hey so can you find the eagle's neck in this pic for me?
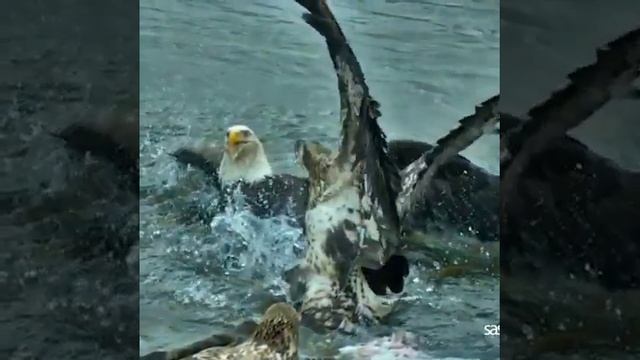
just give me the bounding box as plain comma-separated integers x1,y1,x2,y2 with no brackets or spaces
218,146,272,185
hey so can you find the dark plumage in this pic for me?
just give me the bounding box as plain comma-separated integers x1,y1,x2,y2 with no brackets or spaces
397,95,499,243
52,97,140,265
501,25,640,287
54,97,139,193
501,25,640,355
171,144,223,184
216,174,309,227
501,26,640,200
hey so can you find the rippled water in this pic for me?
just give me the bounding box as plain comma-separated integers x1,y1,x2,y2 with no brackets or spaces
140,0,499,358
2,2,138,358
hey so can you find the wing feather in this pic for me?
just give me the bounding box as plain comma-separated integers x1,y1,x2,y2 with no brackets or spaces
296,0,402,264
501,26,640,199
398,95,499,217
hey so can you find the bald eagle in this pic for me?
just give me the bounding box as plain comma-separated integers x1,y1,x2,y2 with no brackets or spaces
285,0,501,331
172,124,309,226
218,125,273,185
171,124,271,187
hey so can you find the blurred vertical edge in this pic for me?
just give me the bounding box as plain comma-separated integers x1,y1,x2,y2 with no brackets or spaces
501,0,640,359
0,0,139,359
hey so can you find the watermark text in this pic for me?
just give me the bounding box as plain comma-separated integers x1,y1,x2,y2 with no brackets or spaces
483,325,500,336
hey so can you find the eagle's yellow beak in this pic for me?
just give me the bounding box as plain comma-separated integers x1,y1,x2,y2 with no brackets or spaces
227,129,245,147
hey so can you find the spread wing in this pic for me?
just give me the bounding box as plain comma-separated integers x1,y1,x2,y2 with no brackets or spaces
54,99,139,193
386,140,434,170
501,26,640,199
295,0,402,265
397,95,499,218
388,139,499,243
171,142,224,188
56,123,138,177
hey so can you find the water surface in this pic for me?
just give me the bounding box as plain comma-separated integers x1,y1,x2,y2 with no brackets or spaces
140,0,499,358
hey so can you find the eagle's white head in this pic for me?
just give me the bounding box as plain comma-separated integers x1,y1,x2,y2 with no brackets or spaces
218,125,272,185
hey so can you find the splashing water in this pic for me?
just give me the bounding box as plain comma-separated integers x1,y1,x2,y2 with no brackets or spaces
336,331,481,360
